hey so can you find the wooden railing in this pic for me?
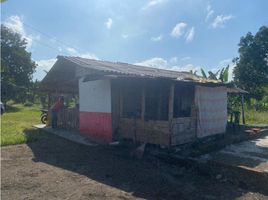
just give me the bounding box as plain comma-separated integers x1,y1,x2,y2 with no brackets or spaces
57,108,79,130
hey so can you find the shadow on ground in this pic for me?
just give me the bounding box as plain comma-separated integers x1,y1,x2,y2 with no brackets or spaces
22,132,268,200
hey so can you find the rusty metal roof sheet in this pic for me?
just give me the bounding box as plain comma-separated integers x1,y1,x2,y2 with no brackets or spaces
227,87,248,94
58,56,219,83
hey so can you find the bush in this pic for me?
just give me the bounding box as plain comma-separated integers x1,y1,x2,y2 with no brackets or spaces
24,101,33,107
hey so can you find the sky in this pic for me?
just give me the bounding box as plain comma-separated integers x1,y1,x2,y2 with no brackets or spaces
1,0,268,81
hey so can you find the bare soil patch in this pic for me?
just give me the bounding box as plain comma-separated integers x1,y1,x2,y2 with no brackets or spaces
1,134,267,200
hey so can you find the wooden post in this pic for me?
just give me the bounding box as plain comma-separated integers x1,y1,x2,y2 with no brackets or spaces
168,83,175,147
241,94,245,124
157,93,162,120
168,83,175,121
48,93,51,110
141,85,146,121
119,87,123,118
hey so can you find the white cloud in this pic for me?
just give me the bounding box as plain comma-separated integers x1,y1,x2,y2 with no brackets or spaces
151,35,163,42
169,57,178,64
177,64,201,73
105,18,113,29
78,53,98,60
36,58,57,72
122,34,129,39
180,56,191,61
135,57,200,74
171,22,187,38
4,15,39,49
185,27,195,42
211,15,233,28
66,47,77,54
65,47,98,60
135,57,168,68
34,58,57,80
142,0,166,10
205,3,214,22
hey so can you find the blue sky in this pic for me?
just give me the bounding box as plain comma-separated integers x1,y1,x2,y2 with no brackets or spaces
2,0,268,80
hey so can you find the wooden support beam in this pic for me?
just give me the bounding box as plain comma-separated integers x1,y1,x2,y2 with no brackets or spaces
241,94,245,124
141,85,146,121
157,93,162,120
168,83,175,121
48,93,52,110
119,87,123,118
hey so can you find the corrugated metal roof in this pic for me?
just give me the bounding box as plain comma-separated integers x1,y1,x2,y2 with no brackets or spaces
58,56,219,83
227,87,248,94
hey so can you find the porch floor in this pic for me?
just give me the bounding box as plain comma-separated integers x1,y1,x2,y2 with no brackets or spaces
199,134,268,174
33,124,97,146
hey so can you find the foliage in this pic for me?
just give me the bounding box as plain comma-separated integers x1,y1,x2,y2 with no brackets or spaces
189,69,197,75
1,104,47,146
228,95,241,113
244,108,268,124
233,26,268,100
1,25,37,103
200,66,229,82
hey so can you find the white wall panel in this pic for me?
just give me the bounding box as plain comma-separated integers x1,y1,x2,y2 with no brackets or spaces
79,79,111,113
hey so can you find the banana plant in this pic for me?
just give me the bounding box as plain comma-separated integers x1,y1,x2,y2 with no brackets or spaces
189,69,197,75
200,66,229,83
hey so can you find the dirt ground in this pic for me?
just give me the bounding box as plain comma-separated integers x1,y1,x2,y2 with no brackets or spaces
1,134,268,200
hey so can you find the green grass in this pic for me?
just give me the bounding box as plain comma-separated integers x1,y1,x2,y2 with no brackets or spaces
244,108,268,125
1,104,47,146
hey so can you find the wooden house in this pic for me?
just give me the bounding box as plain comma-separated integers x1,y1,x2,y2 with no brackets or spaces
41,56,229,146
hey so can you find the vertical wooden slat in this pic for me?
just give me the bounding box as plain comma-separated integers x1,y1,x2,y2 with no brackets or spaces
168,83,175,147
157,93,162,120
119,87,123,118
141,85,146,121
168,83,175,121
48,93,51,110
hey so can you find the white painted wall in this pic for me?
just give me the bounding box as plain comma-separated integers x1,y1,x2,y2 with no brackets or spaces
79,78,111,113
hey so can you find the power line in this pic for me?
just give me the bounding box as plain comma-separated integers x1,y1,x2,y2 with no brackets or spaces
2,13,84,54
22,22,80,51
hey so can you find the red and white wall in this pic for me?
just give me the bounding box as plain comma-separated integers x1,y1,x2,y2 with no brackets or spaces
79,79,112,143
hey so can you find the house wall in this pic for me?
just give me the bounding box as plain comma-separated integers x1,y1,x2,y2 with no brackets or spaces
118,118,170,146
195,86,227,138
171,117,196,145
79,78,112,143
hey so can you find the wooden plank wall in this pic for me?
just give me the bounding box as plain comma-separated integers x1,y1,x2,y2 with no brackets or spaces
57,108,79,130
118,118,170,146
112,79,197,146
171,117,196,145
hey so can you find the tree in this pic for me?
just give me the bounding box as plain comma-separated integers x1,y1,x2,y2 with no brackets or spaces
233,26,268,100
1,25,36,103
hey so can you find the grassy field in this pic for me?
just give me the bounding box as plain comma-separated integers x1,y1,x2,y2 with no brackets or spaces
1,104,47,146
244,108,268,124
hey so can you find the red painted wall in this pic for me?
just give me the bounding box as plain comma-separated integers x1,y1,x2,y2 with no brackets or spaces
79,112,112,143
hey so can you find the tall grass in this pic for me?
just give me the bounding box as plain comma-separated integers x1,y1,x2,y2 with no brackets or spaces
1,104,47,146
244,108,268,125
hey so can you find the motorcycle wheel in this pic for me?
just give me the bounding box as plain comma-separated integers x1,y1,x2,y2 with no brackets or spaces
41,114,48,124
